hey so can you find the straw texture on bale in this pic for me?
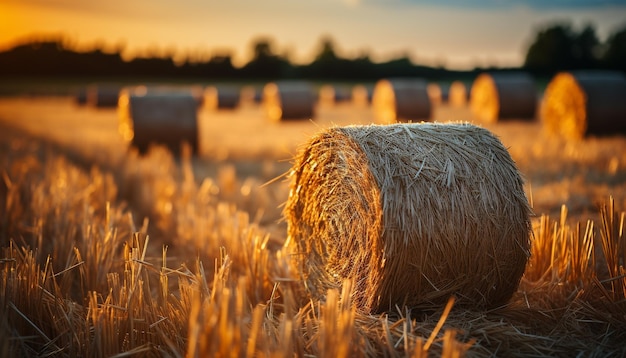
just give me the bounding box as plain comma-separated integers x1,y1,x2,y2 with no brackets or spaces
263,81,315,121
372,78,431,123
118,86,199,155
285,122,532,313
541,70,626,140
470,73,537,122
87,84,121,108
204,86,240,110
449,81,468,107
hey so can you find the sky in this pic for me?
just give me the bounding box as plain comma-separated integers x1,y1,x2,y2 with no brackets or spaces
1,0,625,70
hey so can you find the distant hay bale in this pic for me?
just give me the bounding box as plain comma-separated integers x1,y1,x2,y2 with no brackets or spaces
448,81,468,107
240,85,261,106
74,87,87,106
541,70,626,140
263,81,315,121
351,84,371,107
118,86,199,155
470,73,537,122
189,85,205,107
372,78,431,123
285,122,531,313
318,85,350,106
204,85,240,110
86,84,121,108
318,85,336,107
427,83,449,106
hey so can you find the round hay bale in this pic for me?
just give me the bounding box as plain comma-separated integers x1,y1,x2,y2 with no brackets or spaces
87,84,121,108
427,83,449,106
448,81,468,107
318,84,350,106
118,86,199,155
318,85,336,107
372,78,432,123
541,70,626,140
351,84,372,107
204,85,240,110
470,72,537,122
240,85,262,106
189,85,205,108
263,81,315,121
285,122,531,313
75,87,87,106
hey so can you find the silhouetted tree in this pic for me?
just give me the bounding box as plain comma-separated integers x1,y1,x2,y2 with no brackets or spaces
524,24,576,74
241,37,293,79
524,23,601,75
314,36,339,62
604,24,626,71
0,33,492,81
252,38,273,59
573,25,600,68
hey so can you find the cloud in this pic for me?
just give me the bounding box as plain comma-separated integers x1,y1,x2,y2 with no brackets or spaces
378,0,626,9
342,0,362,7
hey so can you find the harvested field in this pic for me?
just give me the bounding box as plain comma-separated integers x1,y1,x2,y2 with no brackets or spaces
0,93,625,356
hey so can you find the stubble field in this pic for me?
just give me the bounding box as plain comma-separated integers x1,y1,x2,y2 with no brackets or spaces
0,94,625,357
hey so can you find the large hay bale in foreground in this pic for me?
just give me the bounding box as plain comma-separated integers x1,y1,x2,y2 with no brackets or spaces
449,81,468,107
285,122,531,313
263,81,315,121
87,84,121,108
118,86,199,155
372,78,431,123
470,73,537,122
204,85,240,110
541,70,626,140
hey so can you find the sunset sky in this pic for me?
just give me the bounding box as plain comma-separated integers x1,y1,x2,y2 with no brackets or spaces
1,0,625,69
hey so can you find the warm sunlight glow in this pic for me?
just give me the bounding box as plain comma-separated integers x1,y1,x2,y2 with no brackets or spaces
2,0,625,69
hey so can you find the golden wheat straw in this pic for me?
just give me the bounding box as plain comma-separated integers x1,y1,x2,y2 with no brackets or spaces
3,121,626,357
285,122,532,313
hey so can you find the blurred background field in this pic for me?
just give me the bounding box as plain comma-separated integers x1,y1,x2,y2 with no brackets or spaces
1,89,624,224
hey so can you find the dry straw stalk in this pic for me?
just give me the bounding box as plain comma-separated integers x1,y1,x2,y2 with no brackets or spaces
285,122,532,313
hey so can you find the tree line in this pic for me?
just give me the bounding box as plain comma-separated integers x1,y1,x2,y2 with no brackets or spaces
0,22,624,81
0,36,463,81
524,22,626,75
